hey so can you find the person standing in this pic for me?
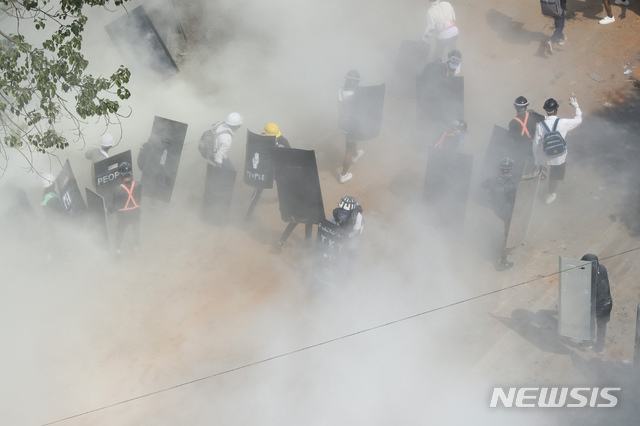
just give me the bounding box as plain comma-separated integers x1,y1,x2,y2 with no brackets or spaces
532,96,582,204
338,70,364,184
508,96,544,168
199,112,243,170
598,0,628,24
432,119,467,151
422,0,459,61
110,162,141,255
85,133,114,187
580,253,613,354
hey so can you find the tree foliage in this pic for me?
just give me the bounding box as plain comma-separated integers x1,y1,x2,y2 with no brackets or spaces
0,0,132,168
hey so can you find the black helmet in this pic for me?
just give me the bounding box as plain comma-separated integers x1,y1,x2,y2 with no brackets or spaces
345,70,361,81
119,161,132,177
499,157,515,172
447,50,462,66
543,98,559,112
338,196,358,211
453,119,467,134
514,96,529,108
581,253,599,267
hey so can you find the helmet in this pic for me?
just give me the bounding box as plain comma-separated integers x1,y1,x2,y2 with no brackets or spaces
453,119,467,134
514,96,529,108
447,50,462,66
118,161,132,178
100,133,114,148
345,70,361,81
543,98,559,112
225,112,243,127
499,157,515,173
41,172,56,188
338,196,358,211
581,253,599,274
263,122,281,138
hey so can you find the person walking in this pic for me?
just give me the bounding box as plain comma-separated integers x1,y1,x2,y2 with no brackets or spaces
532,96,582,204
338,70,364,184
199,112,243,170
543,0,567,54
580,253,613,354
422,0,459,61
110,162,141,255
598,0,628,24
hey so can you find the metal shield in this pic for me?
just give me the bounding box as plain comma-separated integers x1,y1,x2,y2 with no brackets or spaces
423,150,473,229
558,256,596,341
94,150,133,198
390,40,430,99
416,73,464,143
350,83,386,142
202,164,237,226
273,149,324,224
244,130,277,189
139,116,188,202
314,219,347,285
105,6,179,80
505,172,541,247
56,160,87,218
85,188,109,246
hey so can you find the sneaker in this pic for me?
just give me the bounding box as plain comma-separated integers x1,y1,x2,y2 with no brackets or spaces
339,172,353,184
546,193,557,204
351,149,364,164
614,0,629,5
557,36,567,46
599,15,615,24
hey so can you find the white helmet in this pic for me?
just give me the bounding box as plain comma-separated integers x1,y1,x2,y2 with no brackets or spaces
225,112,243,127
41,173,56,188
101,133,114,148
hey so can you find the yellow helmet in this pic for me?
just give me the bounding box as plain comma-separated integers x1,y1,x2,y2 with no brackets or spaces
264,122,281,138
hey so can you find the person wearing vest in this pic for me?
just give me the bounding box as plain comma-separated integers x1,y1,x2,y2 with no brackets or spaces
338,70,364,184
432,119,466,151
532,96,582,204
110,162,141,255
508,96,544,170
422,0,459,61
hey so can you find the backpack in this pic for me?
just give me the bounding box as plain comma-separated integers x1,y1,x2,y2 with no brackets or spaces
540,0,563,19
541,118,567,158
198,122,231,161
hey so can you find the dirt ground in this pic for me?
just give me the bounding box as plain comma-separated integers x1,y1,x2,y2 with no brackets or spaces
3,0,640,425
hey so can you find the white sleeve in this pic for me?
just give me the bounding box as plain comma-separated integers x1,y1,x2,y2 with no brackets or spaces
214,132,232,164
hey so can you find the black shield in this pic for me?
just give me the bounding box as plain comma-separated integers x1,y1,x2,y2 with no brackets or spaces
635,305,640,367
56,160,87,218
313,219,347,285
273,149,324,224
105,6,179,80
244,130,277,189
85,188,109,247
423,150,473,229
94,150,133,198
390,40,430,99
139,116,188,202
417,72,464,143
482,125,527,183
350,83,386,142
202,164,237,226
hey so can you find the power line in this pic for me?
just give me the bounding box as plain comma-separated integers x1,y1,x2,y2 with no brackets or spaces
41,246,640,425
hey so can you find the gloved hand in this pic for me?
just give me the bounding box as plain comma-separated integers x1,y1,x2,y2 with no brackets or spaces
569,96,579,108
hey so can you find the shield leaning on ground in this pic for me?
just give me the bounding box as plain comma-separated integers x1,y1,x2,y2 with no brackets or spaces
349,83,386,142
244,130,277,189
558,256,596,341
105,5,179,80
423,150,473,229
139,116,188,202
416,72,464,143
389,40,430,99
202,164,237,226
314,219,347,285
94,150,133,198
85,188,109,247
56,160,86,218
273,149,324,224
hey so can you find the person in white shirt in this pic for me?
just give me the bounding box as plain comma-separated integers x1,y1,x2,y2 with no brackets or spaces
211,112,243,170
532,96,582,204
85,133,114,187
422,0,459,61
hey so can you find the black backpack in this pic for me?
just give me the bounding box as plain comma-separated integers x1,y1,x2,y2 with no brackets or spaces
541,118,567,158
540,0,563,19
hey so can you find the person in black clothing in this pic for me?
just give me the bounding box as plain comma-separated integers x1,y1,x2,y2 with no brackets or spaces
432,119,467,151
580,253,613,354
110,162,141,255
508,96,544,170
483,157,517,271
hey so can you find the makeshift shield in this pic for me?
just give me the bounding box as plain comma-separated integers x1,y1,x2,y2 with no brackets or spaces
558,256,596,341
417,71,464,143
423,150,473,229
94,150,133,198
202,164,237,226
481,125,526,184
349,83,386,142
506,172,542,247
139,116,188,202
85,188,109,247
105,6,179,80
390,40,430,99
273,149,324,224
56,160,86,218
313,219,347,285
244,130,277,189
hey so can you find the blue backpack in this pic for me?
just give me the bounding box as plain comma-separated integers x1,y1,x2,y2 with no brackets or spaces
541,118,567,158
